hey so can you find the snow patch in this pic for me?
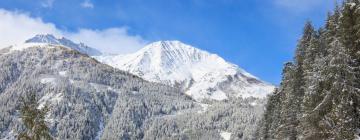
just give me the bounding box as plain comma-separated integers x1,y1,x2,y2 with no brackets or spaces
197,103,210,113
90,82,121,94
38,92,63,109
236,84,275,99
9,43,53,52
348,2,356,9
355,128,360,140
44,112,55,127
220,131,231,140
40,77,56,84
250,101,258,106
59,71,67,77
90,83,102,92
0,130,16,140
209,90,228,101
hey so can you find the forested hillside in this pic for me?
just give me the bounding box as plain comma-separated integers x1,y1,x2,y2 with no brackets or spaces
0,46,194,139
0,44,267,140
257,0,360,139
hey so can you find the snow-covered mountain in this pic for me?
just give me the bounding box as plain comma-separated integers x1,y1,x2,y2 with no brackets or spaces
0,38,266,140
95,41,275,101
19,34,102,56
3,35,273,102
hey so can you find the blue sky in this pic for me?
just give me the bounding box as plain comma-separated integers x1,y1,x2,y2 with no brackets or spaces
0,0,339,84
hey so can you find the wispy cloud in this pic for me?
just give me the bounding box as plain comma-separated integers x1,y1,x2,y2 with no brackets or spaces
66,28,146,54
81,0,94,9
0,9,146,54
0,9,61,47
41,0,55,8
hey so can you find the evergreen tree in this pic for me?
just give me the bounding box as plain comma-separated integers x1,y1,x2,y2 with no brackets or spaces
277,62,299,140
280,22,317,140
295,21,316,67
324,40,358,139
258,63,295,139
257,89,281,140
300,41,328,139
325,3,341,44
258,1,360,139
340,0,360,57
339,1,360,137
18,93,52,140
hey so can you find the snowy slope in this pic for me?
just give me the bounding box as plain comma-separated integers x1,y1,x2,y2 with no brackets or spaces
0,45,195,140
20,34,102,56
0,37,268,139
95,41,275,101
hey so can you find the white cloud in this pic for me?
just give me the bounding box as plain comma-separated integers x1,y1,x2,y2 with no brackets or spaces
41,0,55,8
65,28,146,54
0,9,61,48
81,0,94,9
274,0,325,13
0,9,147,54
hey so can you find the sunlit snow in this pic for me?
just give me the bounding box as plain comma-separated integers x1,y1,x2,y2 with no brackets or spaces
59,71,67,77
40,77,56,84
197,103,210,113
220,131,231,140
95,41,275,101
38,92,64,109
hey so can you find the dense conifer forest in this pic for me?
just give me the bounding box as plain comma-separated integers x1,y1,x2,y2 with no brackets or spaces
257,0,360,139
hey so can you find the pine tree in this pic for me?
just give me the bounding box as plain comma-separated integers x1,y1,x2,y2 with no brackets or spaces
279,22,317,140
258,63,296,140
356,2,360,46
258,2,360,139
18,93,53,140
277,62,301,140
324,40,358,139
340,0,360,57
339,1,360,137
304,32,320,70
295,21,315,67
300,38,328,139
257,88,280,140
294,21,316,113
324,4,341,57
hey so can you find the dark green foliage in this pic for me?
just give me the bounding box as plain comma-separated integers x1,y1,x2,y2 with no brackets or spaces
295,21,316,67
18,93,52,140
256,89,281,140
340,0,360,56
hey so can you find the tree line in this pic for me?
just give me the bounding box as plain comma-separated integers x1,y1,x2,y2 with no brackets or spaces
257,0,360,139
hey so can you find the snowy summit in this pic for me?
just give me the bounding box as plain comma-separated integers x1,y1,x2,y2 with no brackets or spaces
96,40,275,101
21,34,102,56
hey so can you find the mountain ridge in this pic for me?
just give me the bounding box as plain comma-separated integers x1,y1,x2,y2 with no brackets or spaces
4,34,275,101
0,42,266,140
96,40,275,101
23,34,102,56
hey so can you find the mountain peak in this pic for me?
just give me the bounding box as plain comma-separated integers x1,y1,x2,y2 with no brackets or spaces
25,34,59,44
24,34,102,56
142,40,196,52
138,40,215,65
95,40,274,101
